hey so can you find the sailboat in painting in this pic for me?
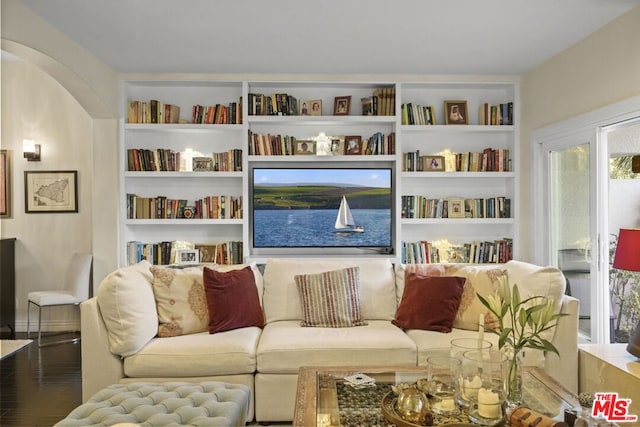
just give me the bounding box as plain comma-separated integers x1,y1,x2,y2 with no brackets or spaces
334,195,364,233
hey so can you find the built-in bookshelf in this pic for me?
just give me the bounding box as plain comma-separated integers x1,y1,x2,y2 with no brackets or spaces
119,79,518,266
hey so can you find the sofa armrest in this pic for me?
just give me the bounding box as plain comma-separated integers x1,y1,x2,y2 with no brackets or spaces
545,295,579,393
80,297,125,401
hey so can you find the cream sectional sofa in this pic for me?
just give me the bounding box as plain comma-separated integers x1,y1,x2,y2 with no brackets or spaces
80,258,579,423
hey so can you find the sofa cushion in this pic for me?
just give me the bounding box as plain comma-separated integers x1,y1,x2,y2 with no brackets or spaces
256,320,417,374
392,274,466,333
262,258,396,323
295,266,367,328
443,265,508,331
150,265,208,337
505,260,565,315
97,261,157,357
203,266,265,334
123,329,262,377
394,263,446,305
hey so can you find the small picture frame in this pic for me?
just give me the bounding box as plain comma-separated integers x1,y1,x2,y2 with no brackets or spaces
177,249,200,265
25,170,78,213
344,136,362,155
301,99,322,116
192,157,213,171
448,198,466,218
444,100,468,125
330,137,345,156
194,244,217,263
294,140,316,155
423,155,445,171
333,96,351,116
1,150,11,218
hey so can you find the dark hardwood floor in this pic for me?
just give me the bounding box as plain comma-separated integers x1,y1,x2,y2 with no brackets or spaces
1,332,82,426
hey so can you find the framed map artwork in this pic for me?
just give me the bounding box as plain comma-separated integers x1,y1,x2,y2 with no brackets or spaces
24,170,78,213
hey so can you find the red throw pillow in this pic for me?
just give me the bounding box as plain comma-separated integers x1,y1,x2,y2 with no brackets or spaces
203,266,265,334
392,273,466,333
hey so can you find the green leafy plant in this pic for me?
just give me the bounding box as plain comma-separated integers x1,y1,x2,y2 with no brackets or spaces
478,280,566,402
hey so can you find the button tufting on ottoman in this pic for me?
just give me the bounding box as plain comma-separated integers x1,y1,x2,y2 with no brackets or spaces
54,382,251,426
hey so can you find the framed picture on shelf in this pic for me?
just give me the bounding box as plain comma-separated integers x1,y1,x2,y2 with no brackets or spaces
24,170,78,213
294,140,316,155
448,198,465,218
423,155,445,171
1,150,11,218
333,96,351,116
192,157,213,171
177,249,200,265
330,137,345,155
301,99,322,116
444,100,468,125
195,244,217,263
345,135,362,155
361,97,374,116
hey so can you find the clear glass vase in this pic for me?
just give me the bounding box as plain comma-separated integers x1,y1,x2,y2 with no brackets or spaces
502,347,523,407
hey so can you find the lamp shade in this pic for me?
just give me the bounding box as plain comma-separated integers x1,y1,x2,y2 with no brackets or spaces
613,228,640,359
613,228,640,272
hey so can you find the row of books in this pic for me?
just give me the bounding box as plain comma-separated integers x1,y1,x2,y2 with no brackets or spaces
361,87,396,116
127,100,181,124
191,101,242,124
126,194,242,220
247,132,396,156
401,196,511,219
455,149,512,172
401,103,436,125
401,148,512,172
361,132,396,155
126,240,243,266
248,93,300,116
126,99,243,124
401,238,513,264
127,148,243,172
479,102,513,126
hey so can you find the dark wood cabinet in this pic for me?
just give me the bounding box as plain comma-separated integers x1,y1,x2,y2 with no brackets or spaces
0,238,16,339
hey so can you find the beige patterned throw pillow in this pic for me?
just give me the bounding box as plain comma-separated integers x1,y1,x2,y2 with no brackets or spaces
444,265,507,331
295,266,367,328
150,266,209,337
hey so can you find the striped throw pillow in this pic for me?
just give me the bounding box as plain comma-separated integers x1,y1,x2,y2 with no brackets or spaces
295,266,367,328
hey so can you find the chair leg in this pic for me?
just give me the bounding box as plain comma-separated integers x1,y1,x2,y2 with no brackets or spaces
27,301,32,338
37,304,43,347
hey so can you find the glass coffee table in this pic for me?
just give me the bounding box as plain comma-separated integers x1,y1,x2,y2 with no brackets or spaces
293,366,580,427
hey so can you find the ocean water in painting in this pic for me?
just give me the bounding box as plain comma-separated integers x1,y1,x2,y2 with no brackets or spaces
253,208,391,247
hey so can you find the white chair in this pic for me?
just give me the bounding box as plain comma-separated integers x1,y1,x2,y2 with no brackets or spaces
27,253,93,347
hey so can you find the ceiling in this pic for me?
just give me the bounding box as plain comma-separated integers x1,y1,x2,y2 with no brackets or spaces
16,0,640,76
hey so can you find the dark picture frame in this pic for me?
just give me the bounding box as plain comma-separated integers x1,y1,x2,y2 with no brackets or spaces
25,170,78,213
444,100,468,125
345,135,362,155
0,150,11,218
333,96,351,116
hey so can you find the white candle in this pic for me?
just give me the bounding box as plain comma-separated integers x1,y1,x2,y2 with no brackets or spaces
477,387,501,419
463,375,482,399
438,397,455,411
478,314,485,347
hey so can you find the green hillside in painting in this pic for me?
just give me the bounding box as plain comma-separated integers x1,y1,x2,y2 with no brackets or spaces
253,185,390,210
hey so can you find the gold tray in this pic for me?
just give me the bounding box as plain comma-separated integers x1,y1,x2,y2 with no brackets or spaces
381,392,475,427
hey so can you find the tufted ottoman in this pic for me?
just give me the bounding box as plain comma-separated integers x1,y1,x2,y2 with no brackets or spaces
54,382,250,426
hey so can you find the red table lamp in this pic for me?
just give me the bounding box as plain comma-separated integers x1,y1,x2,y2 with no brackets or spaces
613,228,640,358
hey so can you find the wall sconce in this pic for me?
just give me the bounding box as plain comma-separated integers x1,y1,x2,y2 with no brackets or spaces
23,139,41,161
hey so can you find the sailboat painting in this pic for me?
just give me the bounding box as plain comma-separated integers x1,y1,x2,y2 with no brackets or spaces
252,167,392,250
334,196,364,233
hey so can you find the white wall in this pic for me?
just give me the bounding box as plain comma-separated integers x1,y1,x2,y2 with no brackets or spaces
520,5,640,261
1,59,93,332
